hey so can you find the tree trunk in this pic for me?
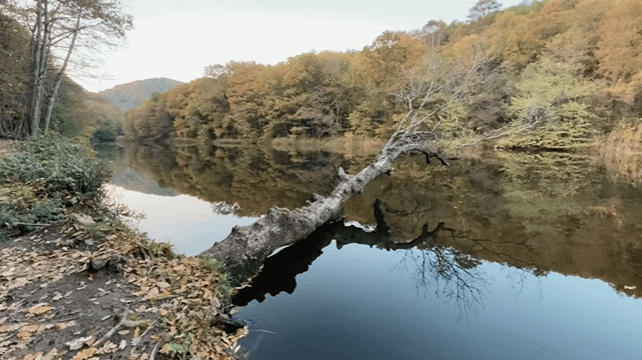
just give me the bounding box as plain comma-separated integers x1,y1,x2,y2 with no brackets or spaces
29,0,54,137
29,0,45,136
200,130,449,284
44,13,81,134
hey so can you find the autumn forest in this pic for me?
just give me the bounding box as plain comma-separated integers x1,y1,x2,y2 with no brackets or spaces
121,0,642,155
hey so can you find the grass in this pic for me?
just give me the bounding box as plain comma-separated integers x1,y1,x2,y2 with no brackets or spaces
598,119,642,184
0,134,110,240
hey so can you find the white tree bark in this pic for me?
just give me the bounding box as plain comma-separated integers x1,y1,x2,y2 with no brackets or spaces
200,130,449,284
44,13,81,134
29,0,46,136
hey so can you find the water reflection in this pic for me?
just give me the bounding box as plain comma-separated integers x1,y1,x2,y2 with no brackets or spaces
98,142,642,359
100,142,642,301
234,200,489,317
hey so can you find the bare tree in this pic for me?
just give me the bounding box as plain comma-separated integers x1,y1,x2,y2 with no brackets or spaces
6,0,132,137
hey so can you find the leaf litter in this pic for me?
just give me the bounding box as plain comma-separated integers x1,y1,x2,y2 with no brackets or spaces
0,207,247,359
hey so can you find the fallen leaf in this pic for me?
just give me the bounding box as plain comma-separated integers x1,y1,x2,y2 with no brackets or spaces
28,303,53,315
203,288,213,301
17,324,40,339
173,265,186,272
83,335,96,347
95,341,117,355
55,321,76,331
160,344,172,354
119,339,127,350
23,352,42,360
66,337,88,351
70,347,96,360
42,348,65,360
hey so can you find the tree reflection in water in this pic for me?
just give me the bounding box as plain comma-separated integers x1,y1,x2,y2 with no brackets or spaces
232,199,496,317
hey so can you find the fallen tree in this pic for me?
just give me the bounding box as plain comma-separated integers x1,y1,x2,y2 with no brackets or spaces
200,130,450,284
231,199,451,306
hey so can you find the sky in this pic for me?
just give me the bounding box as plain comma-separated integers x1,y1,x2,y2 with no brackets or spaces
79,0,526,92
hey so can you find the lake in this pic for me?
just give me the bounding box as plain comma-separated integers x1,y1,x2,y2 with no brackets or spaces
96,142,642,359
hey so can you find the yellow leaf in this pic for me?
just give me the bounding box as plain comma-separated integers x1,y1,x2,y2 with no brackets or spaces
70,347,96,360
28,303,53,315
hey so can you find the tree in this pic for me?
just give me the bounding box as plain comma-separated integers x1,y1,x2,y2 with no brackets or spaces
595,0,642,85
6,0,132,137
500,57,595,150
348,31,426,137
468,0,503,22
420,20,448,48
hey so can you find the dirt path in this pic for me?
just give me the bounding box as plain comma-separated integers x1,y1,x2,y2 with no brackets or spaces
0,214,246,360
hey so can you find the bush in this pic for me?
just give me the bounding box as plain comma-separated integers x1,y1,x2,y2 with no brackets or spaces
0,134,111,240
0,134,110,197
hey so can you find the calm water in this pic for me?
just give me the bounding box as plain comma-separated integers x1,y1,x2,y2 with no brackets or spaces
97,142,642,359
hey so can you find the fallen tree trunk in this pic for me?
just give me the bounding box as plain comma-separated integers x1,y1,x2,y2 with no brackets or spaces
231,201,449,306
199,131,450,284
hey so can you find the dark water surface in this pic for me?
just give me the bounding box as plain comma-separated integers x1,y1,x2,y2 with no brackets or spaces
97,143,642,359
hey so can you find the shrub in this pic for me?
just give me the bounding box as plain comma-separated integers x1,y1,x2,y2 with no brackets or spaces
0,134,111,240
0,134,110,197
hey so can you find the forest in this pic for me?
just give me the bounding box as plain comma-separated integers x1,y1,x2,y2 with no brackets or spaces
123,0,642,153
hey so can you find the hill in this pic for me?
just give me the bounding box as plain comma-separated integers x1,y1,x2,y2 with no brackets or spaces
98,77,183,110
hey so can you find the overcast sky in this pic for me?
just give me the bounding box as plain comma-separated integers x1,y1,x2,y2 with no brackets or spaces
79,0,525,92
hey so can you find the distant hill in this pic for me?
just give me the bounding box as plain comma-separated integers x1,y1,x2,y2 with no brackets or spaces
98,78,183,110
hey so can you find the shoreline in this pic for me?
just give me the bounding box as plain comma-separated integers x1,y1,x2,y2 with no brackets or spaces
0,140,246,360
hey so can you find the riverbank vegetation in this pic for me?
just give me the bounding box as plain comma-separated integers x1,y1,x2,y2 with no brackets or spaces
122,0,642,156
0,132,245,360
0,135,110,241
599,120,642,183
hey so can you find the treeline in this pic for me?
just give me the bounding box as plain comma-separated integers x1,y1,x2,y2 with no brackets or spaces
0,2,128,141
125,0,642,150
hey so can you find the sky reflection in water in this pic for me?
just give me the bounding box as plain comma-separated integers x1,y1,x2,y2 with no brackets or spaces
105,184,258,256
236,241,642,360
